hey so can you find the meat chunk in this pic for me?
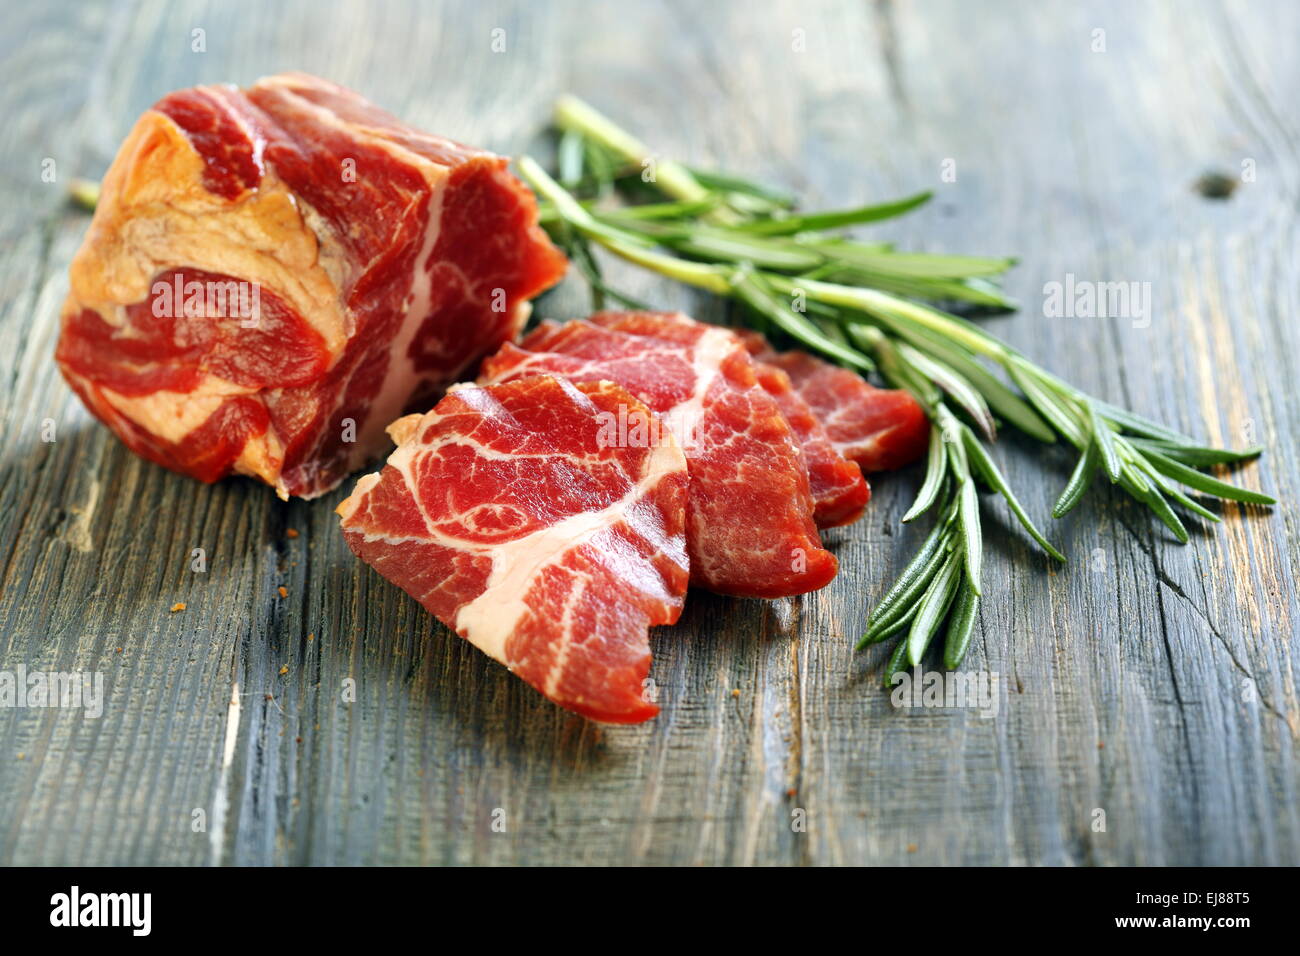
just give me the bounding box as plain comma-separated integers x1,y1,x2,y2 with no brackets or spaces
480,311,838,599
56,73,567,498
336,375,689,723
737,331,930,473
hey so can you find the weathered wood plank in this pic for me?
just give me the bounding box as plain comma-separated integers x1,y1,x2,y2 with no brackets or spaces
0,0,1296,866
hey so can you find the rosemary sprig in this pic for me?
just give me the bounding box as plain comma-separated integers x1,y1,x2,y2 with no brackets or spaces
523,97,1275,684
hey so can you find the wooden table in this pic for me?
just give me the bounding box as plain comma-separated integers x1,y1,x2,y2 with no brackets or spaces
1,0,1296,866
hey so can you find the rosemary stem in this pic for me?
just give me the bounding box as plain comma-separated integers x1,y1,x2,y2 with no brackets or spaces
609,241,733,294
519,156,732,295
554,95,713,205
765,275,1005,360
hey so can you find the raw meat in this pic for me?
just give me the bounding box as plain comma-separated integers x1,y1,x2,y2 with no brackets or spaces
336,375,689,723
586,317,869,528
56,72,567,498
737,331,930,472
748,360,870,528
480,311,838,598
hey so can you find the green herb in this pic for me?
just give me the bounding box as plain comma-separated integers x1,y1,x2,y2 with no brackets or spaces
68,178,101,211
522,97,1275,683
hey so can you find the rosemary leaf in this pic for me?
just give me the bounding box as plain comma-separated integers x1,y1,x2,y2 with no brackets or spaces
861,514,954,643
1053,440,1101,518
902,427,948,523
813,267,1019,309
962,427,1066,561
883,636,912,688
957,479,984,594
673,232,825,270
907,550,963,666
1005,358,1086,446
1159,483,1223,523
1088,403,1123,483
683,164,796,207
863,601,921,646
735,191,933,236
858,310,1055,441
731,272,874,371
900,342,997,440
1093,400,1193,443
582,137,619,198
1135,457,1222,522
806,246,1016,279
851,325,942,406
600,197,724,221
569,239,649,311
1137,478,1189,542
1140,447,1276,505
557,128,585,189
1126,436,1262,467
943,580,981,669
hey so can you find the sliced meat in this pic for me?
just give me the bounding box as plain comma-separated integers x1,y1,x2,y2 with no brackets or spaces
336,375,689,723
736,330,930,473
57,72,566,498
586,311,868,527
748,358,869,527
480,312,838,599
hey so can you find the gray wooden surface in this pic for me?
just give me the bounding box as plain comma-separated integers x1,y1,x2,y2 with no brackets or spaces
1,0,1296,866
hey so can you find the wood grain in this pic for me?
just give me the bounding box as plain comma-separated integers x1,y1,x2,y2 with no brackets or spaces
0,0,1296,865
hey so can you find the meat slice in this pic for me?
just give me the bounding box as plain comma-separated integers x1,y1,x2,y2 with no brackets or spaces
56,72,566,498
480,311,838,598
737,331,930,473
336,375,689,723
748,361,869,528
584,311,867,527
